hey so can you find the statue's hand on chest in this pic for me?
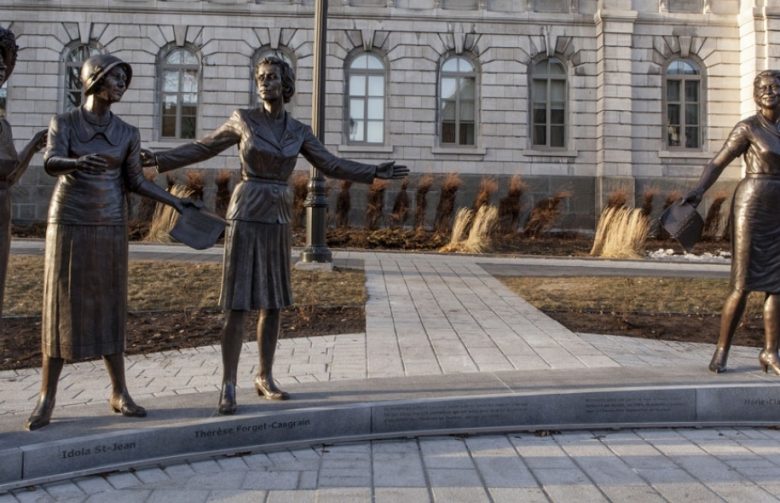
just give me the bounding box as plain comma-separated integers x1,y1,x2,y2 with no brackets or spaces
74,153,112,175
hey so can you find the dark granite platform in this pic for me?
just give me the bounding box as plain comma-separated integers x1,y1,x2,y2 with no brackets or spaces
2,366,779,491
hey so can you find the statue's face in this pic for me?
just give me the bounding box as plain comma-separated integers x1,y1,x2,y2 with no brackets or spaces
94,66,128,104
255,63,283,103
754,75,780,110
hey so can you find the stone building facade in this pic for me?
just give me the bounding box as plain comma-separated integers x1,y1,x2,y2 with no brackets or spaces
0,0,774,230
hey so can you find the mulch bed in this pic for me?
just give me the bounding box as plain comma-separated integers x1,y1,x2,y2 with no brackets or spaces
548,310,763,347
0,306,363,371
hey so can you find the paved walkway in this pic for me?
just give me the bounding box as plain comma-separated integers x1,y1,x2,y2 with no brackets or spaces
3,241,780,501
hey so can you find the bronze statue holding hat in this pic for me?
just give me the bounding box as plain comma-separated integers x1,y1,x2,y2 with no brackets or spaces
0,27,47,317
143,56,409,415
25,54,196,430
683,70,780,375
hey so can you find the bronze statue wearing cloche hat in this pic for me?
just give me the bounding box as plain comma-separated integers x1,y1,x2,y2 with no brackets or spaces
80,54,133,96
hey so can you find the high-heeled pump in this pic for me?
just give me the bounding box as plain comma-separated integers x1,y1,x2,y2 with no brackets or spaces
254,376,289,401
759,350,780,375
25,396,55,431
217,382,238,415
109,394,147,417
709,347,729,373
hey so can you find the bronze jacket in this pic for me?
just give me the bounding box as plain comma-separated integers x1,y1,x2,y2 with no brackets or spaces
721,114,780,176
156,108,377,223
44,108,148,225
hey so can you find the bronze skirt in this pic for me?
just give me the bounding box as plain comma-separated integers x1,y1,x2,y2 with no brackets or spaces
0,188,9,317
42,224,128,360
220,220,293,311
731,176,780,293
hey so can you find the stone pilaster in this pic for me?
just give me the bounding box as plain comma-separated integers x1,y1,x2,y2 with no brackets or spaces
594,0,637,212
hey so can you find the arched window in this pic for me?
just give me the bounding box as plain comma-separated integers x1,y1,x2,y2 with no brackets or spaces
62,41,103,112
439,55,477,146
664,59,702,149
531,58,567,148
159,46,200,139
346,52,385,144
251,47,296,108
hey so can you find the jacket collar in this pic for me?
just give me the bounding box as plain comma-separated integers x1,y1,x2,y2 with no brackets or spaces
71,107,124,146
246,108,299,150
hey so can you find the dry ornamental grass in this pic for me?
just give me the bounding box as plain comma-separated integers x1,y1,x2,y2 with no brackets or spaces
414,174,434,230
590,207,650,259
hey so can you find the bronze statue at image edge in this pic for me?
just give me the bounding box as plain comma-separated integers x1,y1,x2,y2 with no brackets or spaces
25,54,196,430
683,70,780,376
143,56,409,415
0,27,47,317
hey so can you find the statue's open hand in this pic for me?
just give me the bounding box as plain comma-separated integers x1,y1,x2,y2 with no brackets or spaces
682,188,704,208
140,148,157,168
375,161,410,180
31,129,48,152
76,154,109,174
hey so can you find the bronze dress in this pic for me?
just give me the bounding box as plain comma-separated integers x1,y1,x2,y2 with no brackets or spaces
721,114,780,293
156,108,376,310
0,118,18,316
43,107,147,359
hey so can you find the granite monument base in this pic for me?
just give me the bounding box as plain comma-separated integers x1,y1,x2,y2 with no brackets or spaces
1,365,778,491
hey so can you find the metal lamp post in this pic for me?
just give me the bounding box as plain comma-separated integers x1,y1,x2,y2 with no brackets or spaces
300,0,332,265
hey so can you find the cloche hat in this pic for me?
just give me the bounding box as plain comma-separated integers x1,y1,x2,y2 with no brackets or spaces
80,54,133,96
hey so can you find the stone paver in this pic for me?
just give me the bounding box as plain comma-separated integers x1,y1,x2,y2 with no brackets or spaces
6,430,771,501
5,242,780,500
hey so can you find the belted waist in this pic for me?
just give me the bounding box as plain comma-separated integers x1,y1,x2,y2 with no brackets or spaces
242,177,289,186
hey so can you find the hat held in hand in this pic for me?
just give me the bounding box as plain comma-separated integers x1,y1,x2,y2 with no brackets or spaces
659,200,703,252
170,203,226,250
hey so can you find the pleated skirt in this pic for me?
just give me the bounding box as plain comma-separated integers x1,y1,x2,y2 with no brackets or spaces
42,224,127,360
731,176,780,293
220,220,293,311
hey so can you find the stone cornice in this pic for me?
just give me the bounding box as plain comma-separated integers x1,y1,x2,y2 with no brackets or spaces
0,2,596,28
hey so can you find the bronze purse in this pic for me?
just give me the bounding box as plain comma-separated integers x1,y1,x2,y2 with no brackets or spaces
170,204,226,250
659,201,704,252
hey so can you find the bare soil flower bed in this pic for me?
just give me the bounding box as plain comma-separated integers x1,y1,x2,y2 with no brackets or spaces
1,256,365,371
1,306,362,371
500,276,765,349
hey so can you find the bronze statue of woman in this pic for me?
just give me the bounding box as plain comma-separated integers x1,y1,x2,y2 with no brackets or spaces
684,70,780,375
0,27,47,316
26,54,195,430
144,56,408,415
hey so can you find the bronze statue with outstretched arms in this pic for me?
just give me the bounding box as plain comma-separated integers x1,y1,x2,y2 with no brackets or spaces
144,56,408,415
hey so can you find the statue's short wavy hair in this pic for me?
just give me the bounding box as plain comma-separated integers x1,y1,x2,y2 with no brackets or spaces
255,56,295,104
0,27,18,81
755,70,780,86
